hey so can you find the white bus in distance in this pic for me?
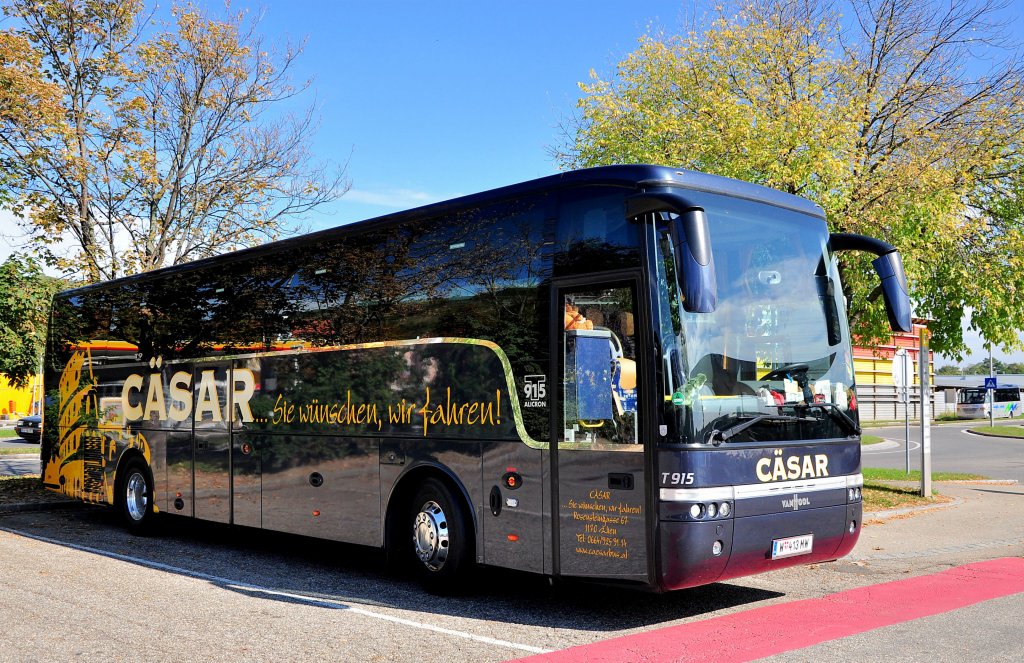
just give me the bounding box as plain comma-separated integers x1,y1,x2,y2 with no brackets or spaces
956,386,1023,419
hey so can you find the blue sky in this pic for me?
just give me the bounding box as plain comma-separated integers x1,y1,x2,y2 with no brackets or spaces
1,0,1022,365
252,0,690,226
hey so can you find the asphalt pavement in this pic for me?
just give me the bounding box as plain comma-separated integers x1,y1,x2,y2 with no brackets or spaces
0,434,41,476
1,424,1022,661
864,419,1024,483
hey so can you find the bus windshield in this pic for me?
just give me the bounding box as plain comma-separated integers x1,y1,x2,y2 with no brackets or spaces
652,192,858,444
959,389,987,405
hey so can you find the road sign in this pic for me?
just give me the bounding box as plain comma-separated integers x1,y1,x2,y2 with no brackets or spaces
892,348,915,472
891,349,914,402
985,377,998,390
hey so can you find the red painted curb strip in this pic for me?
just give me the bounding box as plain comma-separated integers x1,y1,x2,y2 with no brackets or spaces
516,557,1024,663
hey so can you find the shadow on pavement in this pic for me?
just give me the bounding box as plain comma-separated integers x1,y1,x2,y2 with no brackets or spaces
969,488,1024,497
1,505,783,632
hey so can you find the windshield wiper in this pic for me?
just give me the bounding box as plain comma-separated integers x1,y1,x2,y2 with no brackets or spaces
708,412,808,445
797,402,862,436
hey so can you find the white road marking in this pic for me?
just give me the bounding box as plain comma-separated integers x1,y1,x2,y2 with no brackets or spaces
0,525,552,655
862,438,921,454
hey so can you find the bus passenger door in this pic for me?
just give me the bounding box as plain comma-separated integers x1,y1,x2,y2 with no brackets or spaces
192,362,231,524
553,281,650,581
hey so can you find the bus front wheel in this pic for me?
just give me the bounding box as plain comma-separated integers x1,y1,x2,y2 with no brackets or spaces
117,458,155,535
408,478,472,592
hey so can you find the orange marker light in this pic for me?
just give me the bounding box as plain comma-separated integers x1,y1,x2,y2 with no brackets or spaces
176,492,182,498
507,534,519,542
312,510,321,517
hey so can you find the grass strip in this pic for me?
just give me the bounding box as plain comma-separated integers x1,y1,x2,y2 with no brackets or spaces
862,482,940,512
861,434,884,445
861,467,987,513
0,429,19,438
970,425,1024,437
0,447,37,455
863,468,987,481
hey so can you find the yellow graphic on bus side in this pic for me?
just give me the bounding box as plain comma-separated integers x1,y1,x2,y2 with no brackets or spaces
43,349,152,505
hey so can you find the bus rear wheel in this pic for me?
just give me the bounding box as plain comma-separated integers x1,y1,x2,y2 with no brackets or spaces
408,478,472,593
117,458,155,535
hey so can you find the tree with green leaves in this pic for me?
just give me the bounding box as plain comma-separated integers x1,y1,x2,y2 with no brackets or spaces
558,0,1024,358
0,254,63,387
0,0,347,282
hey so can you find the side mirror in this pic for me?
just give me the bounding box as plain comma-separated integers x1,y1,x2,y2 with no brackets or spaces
626,190,717,313
829,233,912,332
669,209,717,313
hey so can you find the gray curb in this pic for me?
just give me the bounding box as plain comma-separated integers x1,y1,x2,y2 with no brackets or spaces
862,478,1019,520
0,500,82,514
862,439,900,451
963,428,1024,439
943,478,1019,485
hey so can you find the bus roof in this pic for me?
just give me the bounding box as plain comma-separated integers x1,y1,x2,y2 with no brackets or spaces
58,164,825,298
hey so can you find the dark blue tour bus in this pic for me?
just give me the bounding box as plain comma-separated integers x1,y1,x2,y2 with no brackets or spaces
42,165,911,592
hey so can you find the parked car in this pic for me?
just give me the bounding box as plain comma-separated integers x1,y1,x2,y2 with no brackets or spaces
15,415,41,444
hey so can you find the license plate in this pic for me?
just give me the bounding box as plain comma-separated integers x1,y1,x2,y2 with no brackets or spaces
771,534,814,560
17,428,29,435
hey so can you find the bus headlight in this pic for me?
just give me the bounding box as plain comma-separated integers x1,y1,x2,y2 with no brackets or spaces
688,502,732,520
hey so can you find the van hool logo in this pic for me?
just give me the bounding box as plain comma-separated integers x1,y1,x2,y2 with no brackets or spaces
781,494,811,511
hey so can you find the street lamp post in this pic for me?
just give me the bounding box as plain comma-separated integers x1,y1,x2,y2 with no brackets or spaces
990,346,995,429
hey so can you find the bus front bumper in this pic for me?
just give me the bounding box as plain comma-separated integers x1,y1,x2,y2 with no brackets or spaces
658,502,862,591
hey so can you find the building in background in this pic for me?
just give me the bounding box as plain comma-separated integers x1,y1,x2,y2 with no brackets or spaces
0,376,42,419
852,320,943,421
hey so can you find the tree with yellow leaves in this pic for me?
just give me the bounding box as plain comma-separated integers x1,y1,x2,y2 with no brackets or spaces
558,0,1024,357
0,0,348,282
0,29,63,200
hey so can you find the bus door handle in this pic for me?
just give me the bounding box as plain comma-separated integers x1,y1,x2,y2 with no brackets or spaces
608,473,634,490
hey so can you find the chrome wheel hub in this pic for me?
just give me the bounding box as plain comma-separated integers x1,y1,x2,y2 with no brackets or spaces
126,472,148,522
412,500,449,571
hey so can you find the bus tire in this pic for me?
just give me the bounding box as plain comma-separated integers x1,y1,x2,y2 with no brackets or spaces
408,477,472,593
117,457,155,535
